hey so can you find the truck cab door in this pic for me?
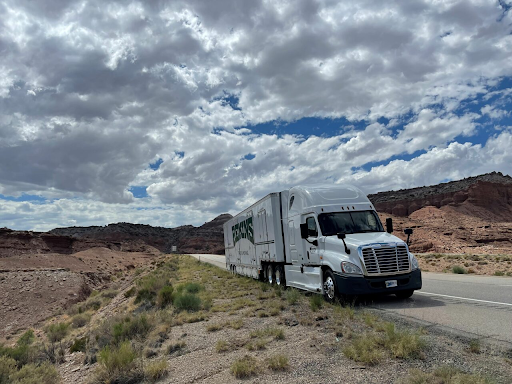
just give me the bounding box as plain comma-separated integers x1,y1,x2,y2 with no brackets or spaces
304,216,320,265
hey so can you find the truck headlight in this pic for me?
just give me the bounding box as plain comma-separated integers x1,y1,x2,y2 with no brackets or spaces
410,254,419,270
341,262,362,275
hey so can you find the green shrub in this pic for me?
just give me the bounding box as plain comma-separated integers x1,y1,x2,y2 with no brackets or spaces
84,297,102,311
230,355,259,378
0,330,38,367
157,286,174,308
0,356,16,384
173,293,202,312
137,275,170,294
381,323,425,359
124,287,136,298
100,289,118,299
134,289,156,304
0,343,35,368
144,359,168,382
494,271,505,276
71,313,91,328
343,334,383,365
344,323,425,365
285,288,300,305
112,315,153,344
70,337,88,353
44,323,69,343
96,341,142,383
309,294,324,311
469,339,481,354
452,265,467,274
266,354,289,371
16,331,34,348
9,362,60,384
176,282,202,294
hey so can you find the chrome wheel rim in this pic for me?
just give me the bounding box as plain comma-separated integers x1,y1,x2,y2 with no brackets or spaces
267,266,273,284
324,276,335,300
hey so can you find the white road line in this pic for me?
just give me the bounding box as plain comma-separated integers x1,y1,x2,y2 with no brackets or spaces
417,291,512,307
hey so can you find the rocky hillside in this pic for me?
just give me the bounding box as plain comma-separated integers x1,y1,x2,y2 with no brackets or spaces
0,214,232,258
368,172,512,254
369,172,512,220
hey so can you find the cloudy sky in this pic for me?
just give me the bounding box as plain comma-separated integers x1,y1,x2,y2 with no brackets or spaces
1,0,512,231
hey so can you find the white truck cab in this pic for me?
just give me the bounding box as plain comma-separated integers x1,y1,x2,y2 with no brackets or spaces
224,185,422,300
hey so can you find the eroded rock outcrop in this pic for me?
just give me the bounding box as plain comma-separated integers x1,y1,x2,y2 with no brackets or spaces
0,214,233,258
369,172,512,221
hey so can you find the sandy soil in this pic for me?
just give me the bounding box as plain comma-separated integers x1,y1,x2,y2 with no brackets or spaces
0,248,159,340
416,253,512,276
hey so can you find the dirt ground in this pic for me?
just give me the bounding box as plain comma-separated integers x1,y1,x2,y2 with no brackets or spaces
416,253,512,276
0,248,159,341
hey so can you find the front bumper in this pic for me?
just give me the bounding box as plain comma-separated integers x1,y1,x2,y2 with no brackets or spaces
333,269,422,296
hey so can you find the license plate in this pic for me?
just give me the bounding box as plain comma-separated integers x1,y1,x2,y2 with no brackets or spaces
385,280,398,288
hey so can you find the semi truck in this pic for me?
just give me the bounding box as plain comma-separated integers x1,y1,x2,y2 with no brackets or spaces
223,185,422,301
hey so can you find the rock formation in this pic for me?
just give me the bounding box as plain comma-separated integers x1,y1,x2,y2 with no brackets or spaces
369,172,512,221
0,214,233,258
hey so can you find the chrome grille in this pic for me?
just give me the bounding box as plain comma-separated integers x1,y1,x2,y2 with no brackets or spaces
361,245,410,275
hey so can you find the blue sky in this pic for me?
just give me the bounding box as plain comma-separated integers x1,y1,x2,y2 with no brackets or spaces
1,0,512,231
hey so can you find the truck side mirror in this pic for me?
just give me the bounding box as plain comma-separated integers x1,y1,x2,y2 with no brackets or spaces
336,232,350,254
386,218,393,233
300,223,308,239
404,228,413,246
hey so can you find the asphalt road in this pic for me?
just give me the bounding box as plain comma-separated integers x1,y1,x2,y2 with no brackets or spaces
189,254,512,346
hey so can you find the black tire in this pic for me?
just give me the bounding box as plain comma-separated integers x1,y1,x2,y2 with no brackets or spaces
395,290,414,299
323,270,338,302
266,264,274,285
274,265,285,287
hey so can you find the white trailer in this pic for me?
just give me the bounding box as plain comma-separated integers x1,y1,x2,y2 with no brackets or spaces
224,185,422,300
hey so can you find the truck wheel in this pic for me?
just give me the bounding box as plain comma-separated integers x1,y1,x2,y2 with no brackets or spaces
395,290,414,299
323,270,337,302
275,265,285,286
267,264,274,285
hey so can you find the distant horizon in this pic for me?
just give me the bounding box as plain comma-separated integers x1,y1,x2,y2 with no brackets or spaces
3,171,510,232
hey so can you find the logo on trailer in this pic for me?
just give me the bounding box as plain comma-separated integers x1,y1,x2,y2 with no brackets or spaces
232,217,254,244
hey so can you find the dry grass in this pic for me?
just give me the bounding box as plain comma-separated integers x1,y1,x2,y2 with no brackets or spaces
215,340,231,353
343,321,425,365
400,365,494,384
230,355,259,378
206,323,223,332
266,354,289,371
309,294,324,311
469,339,481,354
144,359,168,382
250,327,285,340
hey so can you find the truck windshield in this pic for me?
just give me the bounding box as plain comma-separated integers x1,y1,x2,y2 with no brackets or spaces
318,211,384,236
